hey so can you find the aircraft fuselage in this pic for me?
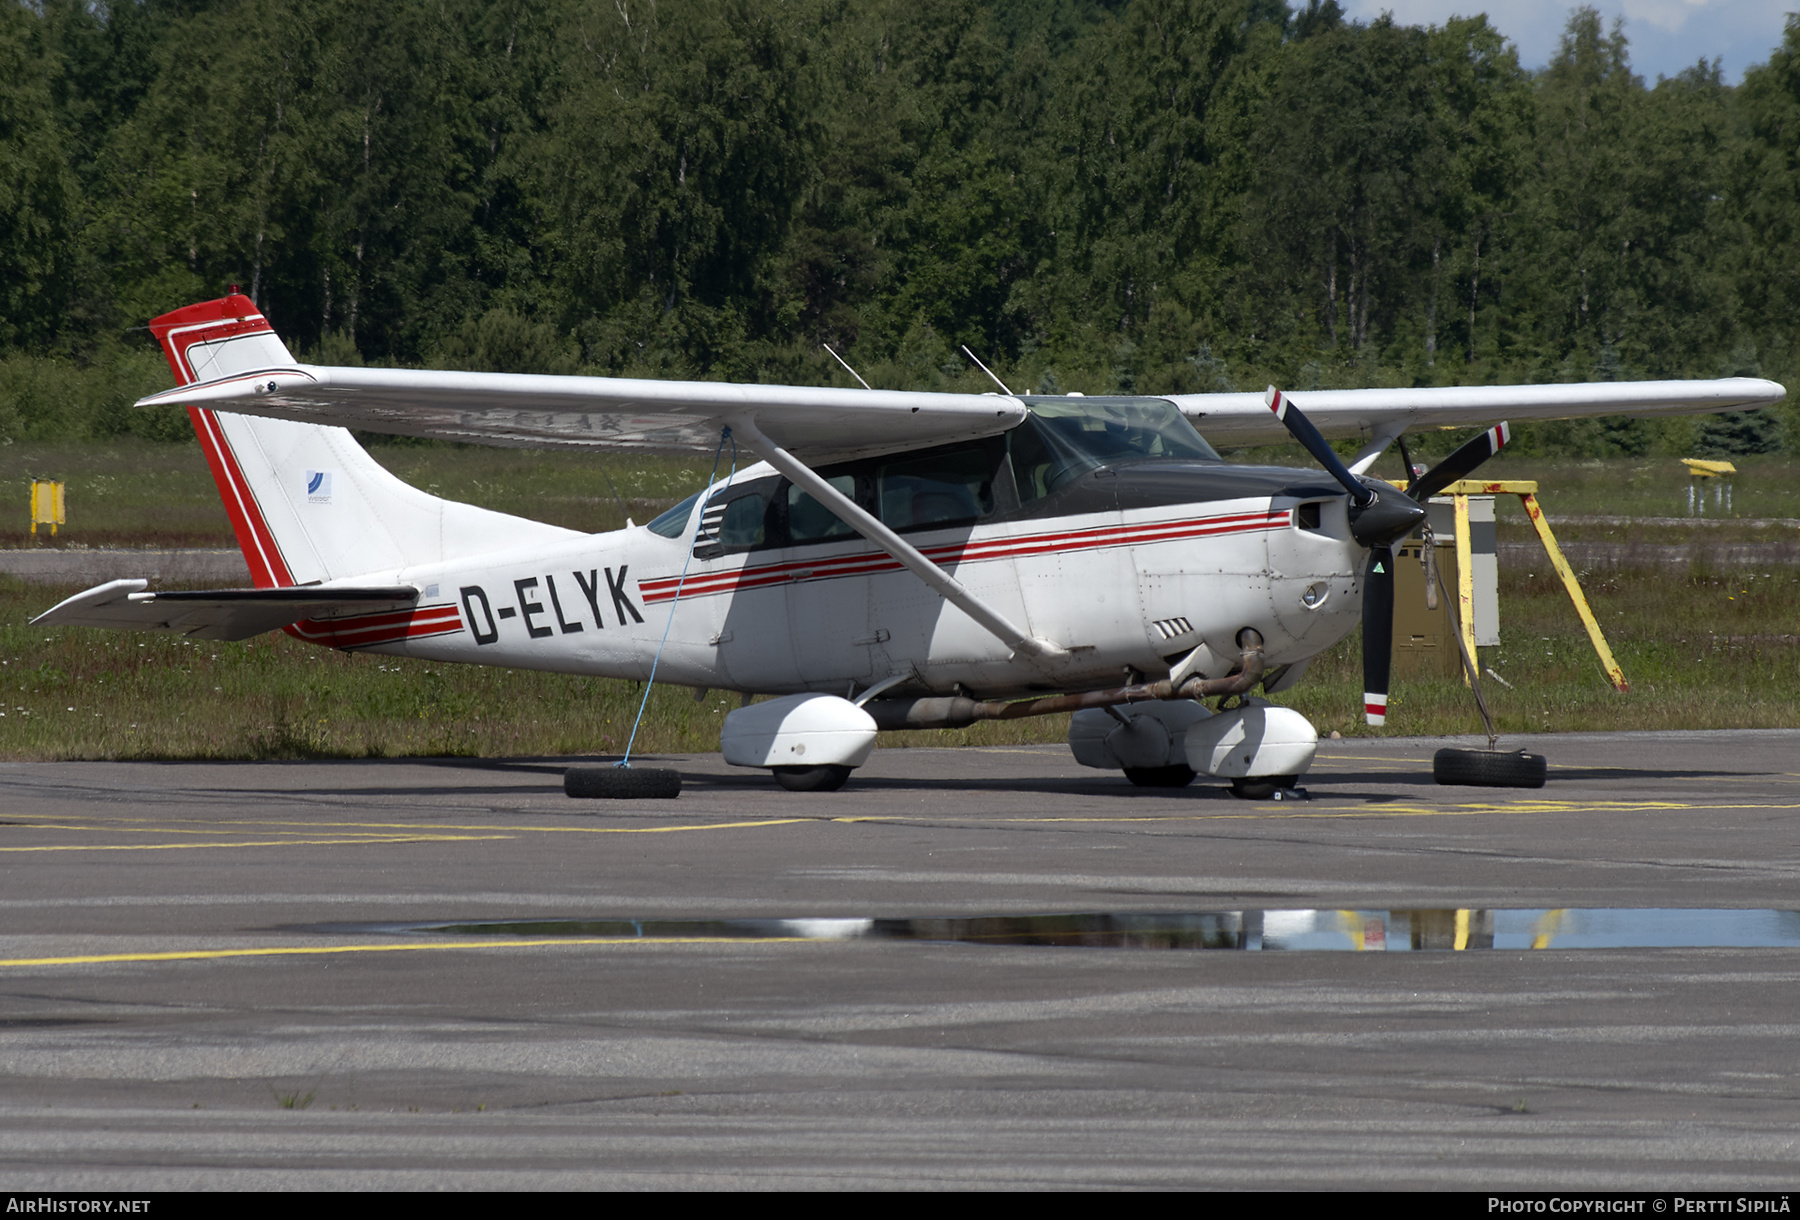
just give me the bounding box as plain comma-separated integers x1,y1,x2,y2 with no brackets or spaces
345,453,1370,702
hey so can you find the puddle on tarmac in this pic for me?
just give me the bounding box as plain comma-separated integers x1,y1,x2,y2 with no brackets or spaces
356,909,1800,951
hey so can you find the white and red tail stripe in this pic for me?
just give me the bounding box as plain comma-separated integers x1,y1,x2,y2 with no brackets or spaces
149,296,299,589
146,295,582,600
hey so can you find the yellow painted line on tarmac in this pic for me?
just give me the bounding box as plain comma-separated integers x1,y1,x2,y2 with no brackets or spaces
260,817,820,836
15,814,818,837
833,798,1800,826
0,834,513,854
10,819,482,841
0,936,808,968
0,815,817,856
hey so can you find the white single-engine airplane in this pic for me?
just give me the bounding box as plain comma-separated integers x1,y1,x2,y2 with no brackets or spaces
35,295,1786,795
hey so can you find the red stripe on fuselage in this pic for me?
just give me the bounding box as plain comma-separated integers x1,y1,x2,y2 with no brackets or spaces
287,605,463,650
638,509,1292,605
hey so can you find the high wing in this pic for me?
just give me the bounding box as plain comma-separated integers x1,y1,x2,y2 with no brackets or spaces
33,580,419,641
1170,380,1785,446
136,365,1025,461
136,362,1783,454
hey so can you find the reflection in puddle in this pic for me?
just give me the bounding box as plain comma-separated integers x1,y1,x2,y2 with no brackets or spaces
409,909,1800,951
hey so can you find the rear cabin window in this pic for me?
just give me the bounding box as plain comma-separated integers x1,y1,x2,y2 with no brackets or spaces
692,478,780,558
667,438,1008,553
647,491,701,538
786,475,860,545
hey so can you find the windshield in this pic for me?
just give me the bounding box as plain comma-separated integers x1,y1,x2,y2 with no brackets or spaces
1019,396,1222,464
1010,396,1221,501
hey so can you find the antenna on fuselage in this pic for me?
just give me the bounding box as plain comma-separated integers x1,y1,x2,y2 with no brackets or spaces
960,345,1013,396
822,343,873,391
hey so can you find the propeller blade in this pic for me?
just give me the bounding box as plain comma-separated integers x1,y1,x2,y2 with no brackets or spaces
1264,386,1371,506
1266,385,1426,547
1407,422,1511,501
1362,546,1394,726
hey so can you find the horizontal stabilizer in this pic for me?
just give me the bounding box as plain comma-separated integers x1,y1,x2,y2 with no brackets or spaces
33,579,418,642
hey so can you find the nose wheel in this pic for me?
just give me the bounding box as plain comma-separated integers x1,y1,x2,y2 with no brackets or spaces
1229,775,1302,800
772,764,853,792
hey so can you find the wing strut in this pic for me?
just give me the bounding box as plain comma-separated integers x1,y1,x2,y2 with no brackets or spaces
727,417,1068,664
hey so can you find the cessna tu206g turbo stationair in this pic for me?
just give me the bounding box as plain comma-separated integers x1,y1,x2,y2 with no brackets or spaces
36,296,1787,794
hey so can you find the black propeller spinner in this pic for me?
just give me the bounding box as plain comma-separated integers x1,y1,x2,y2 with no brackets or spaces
1263,388,1510,726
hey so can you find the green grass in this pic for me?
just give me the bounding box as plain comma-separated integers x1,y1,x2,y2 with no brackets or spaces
1473,454,1800,522
12,443,1796,552
1223,447,1800,525
3,437,709,548
1280,559,1800,738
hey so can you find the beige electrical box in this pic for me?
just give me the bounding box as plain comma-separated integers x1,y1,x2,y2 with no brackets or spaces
1392,495,1498,678
1393,538,1461,678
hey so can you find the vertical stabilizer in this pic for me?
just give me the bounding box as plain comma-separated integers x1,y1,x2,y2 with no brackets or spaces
149,296,580,587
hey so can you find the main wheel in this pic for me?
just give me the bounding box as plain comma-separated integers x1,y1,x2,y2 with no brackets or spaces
1229,774,1299,800
772,764,853,793
1124,765,1197,788
564,765,682,799
1432,748,1546,789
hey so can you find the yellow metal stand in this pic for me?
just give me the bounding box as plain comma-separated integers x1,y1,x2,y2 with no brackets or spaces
1453,494,1475,673
1441,479,1629,693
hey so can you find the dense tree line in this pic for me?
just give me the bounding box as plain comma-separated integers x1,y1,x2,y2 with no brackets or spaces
3,0,1797,454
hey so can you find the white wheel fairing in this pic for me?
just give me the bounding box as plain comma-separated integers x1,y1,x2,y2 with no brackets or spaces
1184,702,1318,779
720,693,878,770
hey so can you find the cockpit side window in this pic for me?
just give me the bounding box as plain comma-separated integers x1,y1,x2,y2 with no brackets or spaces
1007,414,1091,504
876,445,995,531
